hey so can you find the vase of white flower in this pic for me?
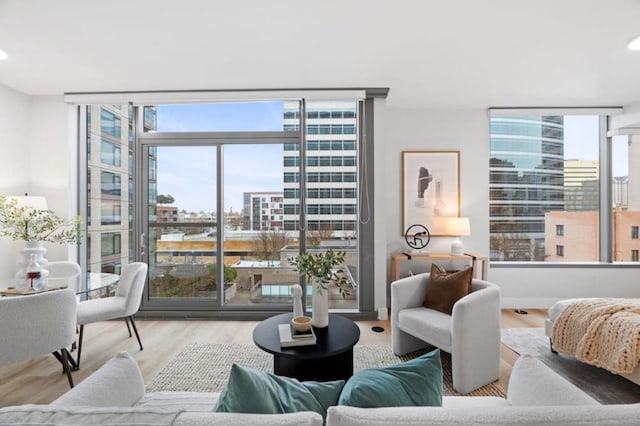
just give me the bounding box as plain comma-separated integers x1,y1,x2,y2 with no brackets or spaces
0,195,82,289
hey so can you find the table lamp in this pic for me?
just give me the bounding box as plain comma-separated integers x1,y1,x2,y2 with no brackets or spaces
446,217,470,256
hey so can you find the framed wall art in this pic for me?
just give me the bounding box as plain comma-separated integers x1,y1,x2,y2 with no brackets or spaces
402,151,460,236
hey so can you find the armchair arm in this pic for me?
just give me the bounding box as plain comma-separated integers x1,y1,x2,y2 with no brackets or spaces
451,280,501,393
391,273,429,317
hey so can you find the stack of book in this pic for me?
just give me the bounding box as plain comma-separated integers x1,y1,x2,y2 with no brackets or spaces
278,323,316,347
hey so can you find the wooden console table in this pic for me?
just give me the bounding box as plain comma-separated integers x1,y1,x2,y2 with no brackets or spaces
389,252,488,283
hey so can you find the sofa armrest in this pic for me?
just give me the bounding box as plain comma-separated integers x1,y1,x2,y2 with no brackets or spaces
507,355,599,406
51,351,145,407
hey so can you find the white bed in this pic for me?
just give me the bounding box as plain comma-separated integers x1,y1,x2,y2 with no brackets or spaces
545,298,640,386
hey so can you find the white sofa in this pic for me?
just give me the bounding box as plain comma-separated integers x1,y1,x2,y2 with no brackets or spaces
1,351,639,425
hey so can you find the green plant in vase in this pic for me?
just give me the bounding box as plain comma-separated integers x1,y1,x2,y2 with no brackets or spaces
289,249,350,328
289,249,351,297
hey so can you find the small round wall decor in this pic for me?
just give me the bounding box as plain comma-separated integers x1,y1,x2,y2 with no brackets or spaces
404,224,430,250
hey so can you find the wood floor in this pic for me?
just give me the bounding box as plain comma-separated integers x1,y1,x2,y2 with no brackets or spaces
0,309,547,407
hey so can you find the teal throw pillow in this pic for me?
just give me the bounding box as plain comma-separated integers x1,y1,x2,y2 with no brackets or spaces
214,364,344,421
338,348,443,408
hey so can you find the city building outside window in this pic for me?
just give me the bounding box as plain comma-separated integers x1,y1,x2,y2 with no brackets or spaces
632,226,639,239
633,250,639,262
556,245,564,257
491,113,638,263
556,224,564,236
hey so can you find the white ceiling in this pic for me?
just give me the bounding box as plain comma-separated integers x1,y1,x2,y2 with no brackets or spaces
1,0,640,109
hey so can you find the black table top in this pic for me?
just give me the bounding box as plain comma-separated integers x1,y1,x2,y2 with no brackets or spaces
253,312,360,360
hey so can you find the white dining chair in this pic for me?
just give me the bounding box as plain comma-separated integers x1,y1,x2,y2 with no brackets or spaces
47,261,82,293
75,262,148,369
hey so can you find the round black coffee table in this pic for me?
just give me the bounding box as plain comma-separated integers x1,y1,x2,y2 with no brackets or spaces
253,312,360,382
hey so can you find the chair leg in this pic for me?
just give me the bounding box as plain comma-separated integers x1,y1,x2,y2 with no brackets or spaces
76,324,84,370
59,348,74,388
124,316,132,338
129,316,143,351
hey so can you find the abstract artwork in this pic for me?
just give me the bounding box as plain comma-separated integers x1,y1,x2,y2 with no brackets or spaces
402,151,460,236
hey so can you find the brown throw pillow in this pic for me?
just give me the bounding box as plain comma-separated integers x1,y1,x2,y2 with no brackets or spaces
422,264,473,315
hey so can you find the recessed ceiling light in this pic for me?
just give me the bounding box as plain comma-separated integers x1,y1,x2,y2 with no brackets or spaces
0,48,7,60
628,36,640,51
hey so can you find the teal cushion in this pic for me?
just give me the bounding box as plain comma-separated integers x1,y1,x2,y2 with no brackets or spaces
338,349,443,408
214,364,344,421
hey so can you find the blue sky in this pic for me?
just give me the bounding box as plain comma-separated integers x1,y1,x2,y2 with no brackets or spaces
155,102,284,213
153,107,628,213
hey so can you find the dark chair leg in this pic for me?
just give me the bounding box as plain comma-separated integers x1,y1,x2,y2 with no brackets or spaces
76,324,84,369
59,348,74,388
72,325,78,351
124,317,132,338
550,338,558,354
129,316,143,351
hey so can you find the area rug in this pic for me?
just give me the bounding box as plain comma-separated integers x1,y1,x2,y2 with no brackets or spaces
147,343,505,397
501,327,640,404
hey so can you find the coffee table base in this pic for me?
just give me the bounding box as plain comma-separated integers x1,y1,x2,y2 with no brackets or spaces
274,348,354,382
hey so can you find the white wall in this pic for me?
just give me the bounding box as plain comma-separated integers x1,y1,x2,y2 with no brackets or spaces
0,91,77,276
27,95,78,264
0,83,30,274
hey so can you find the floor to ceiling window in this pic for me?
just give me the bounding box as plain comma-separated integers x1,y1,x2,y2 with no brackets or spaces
81,96,370,315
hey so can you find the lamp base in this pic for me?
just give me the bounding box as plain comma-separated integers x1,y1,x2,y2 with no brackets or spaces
450,238,464,256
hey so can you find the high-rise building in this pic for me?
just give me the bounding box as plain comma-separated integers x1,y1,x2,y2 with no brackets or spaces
86,105,156,274
489,115,565,261
242,191,284,231
564,159,599,211
282,101,358,239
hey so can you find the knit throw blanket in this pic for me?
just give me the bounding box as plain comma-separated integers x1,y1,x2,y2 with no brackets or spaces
552,298,640,374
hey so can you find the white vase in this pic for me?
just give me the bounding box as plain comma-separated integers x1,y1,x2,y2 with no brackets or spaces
15,241,49,290
311,278,329,328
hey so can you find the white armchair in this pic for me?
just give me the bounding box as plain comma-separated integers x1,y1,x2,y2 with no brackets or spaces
0,288,77,387
391,273,501,394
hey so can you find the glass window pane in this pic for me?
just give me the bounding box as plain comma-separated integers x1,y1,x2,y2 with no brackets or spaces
224,144,300,306
612,135,640,261
148,146,218,300
155,102,285,132
490,115,600,261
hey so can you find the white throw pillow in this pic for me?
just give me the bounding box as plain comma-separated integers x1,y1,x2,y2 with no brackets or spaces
51,351,145,407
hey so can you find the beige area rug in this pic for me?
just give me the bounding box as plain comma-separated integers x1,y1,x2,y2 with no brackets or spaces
146,343,505,397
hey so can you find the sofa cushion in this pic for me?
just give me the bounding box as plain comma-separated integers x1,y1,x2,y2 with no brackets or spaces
507,354,599,406
51,351,145,408
326,404,640,426
442,396,510,408
338,349,443,408
175,411,323,426
214,364,344,422
136,392,219,412
423,264,473,315
0,405,182,426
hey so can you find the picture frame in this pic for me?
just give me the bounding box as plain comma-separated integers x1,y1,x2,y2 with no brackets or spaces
402,151,460,236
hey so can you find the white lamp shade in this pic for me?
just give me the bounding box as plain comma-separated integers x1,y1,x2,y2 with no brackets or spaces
446,217,470,236
7,195,48,210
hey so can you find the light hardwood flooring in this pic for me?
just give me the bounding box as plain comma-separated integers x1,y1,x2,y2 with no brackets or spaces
0,309,546,407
